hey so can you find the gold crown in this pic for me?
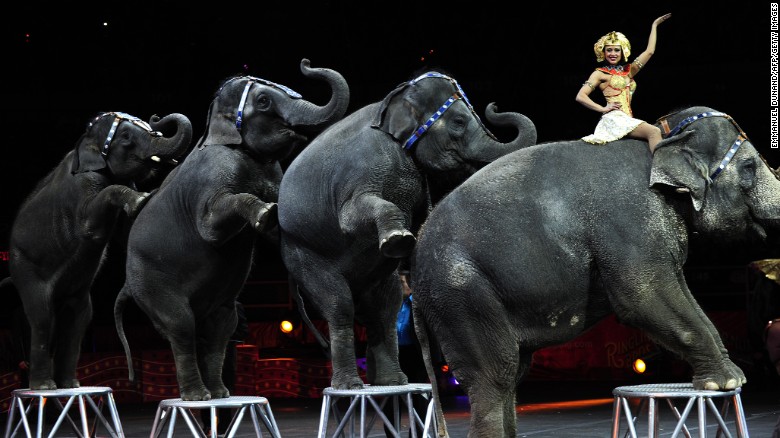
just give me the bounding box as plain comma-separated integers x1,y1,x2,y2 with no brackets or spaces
594,31,631,62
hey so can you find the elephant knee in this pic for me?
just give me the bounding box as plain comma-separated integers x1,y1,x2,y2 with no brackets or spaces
680,331,695,347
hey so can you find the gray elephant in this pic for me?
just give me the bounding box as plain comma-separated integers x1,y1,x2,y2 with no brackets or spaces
277,70,537,390
6,111,193,390
410,105,770,437
114,59,350,401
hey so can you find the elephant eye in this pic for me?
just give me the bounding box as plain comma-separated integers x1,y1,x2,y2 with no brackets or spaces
450,114,467,132
739,159,756,189
255,94,271,111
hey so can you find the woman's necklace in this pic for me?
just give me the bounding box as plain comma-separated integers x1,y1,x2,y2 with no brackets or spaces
602,65,625,73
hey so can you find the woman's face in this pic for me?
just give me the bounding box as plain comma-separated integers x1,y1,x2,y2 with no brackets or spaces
604,45,622,64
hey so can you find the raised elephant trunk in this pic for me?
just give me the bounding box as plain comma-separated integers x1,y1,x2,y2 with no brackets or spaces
148,113,193,162
281,58,350,129
469,103,537,163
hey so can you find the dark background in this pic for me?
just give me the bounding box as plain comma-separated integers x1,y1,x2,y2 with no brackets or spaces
0,1,775,327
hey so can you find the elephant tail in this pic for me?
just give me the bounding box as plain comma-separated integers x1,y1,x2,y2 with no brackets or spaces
412,297,449,438
113,288,135,382
289,278,331,358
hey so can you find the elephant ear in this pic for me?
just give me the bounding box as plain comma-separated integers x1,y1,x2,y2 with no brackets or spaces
371,83,419,143
70,135,107,174
196,98,242,148
649,130,710,211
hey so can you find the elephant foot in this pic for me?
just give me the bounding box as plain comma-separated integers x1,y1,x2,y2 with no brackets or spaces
55,378,81,389
125,192,151,217
30,378,58,390
371,371,409,387
692,359,746,390
253,203,278,232
180,387,212,401
208,385,231,399
379,230,416,258
331,375,365,390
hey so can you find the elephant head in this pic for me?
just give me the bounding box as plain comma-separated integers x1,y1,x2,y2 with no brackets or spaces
71,111,193,186
650,106,780,242
372,71,536,194
196,58,350,162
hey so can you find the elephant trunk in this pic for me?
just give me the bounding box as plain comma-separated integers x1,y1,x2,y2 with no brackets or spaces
148,113,193,162
279,58,350,129
469,103,537,163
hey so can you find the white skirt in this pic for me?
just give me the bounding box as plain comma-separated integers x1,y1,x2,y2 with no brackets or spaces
582,110,644,144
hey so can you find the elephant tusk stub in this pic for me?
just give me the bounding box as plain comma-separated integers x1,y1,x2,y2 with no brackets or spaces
150,156,179,165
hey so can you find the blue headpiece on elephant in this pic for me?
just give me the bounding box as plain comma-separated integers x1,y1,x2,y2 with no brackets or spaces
371,71,499,150
651,107,780,217
70,111,192,182
369,69,537,194
195,59,350,159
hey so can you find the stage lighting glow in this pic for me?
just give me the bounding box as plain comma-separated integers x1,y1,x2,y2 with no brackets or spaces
633,358,646,374
441,364,449,373
280,320,294,333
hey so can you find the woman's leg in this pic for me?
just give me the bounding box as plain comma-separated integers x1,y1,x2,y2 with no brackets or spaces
628,122,663,153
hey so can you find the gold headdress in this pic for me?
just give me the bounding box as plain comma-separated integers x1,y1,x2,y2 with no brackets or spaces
594,31,631,62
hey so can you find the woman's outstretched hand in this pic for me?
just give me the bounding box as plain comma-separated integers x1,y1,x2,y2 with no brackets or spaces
654,13,672,27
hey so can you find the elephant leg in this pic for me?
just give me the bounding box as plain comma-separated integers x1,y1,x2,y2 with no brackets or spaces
462,346,521,438
198,305,237,399
199,193,277,242
197,345,228,399
359,276,406,386
27,316,56,390
171,336,209,400
52,291,92,388
329,324,364,389
677,280,746,385
504,353,533,437
341,194,415,258
138,298,208,400
22,283,57,390
606,267,743,390
286,257,364,390
433,287,520,438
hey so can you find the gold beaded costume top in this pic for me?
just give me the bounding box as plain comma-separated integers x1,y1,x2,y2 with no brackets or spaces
598,65,636,117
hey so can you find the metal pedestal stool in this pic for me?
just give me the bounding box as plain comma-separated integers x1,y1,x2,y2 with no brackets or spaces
611,382,748,438
317,383,436,438
149,395,281,438
4,386,124,438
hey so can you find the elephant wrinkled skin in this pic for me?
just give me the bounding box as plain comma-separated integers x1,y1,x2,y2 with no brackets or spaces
278,71,536,390
114,59,350,401
7,112,192,390
410,106,777,437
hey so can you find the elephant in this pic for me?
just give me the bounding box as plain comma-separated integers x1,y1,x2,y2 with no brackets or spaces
6,111,193,390
409,105,774,437
277,70,537,390
113,59,350,401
